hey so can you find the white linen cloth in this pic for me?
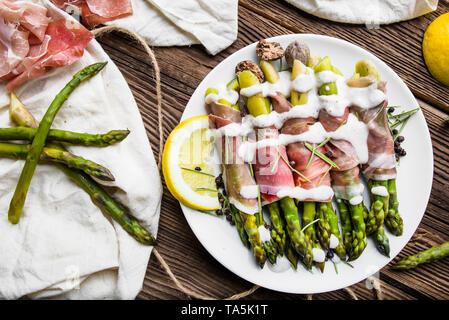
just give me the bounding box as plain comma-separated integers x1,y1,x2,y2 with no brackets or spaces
106,0,238,55
285,0,438,24
0,1,161,300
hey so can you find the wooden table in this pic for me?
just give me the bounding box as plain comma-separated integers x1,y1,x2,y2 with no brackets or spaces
96,0,449,300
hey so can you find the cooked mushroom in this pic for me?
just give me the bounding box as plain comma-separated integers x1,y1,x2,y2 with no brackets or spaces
256,39,285,61
285,40,310,67
235,60,264,83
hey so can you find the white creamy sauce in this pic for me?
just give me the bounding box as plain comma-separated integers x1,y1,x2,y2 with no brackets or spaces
240,71,293,98
333,183,364,200
312,248,326,263
349,195,363,205
276,186,334,201
329,234,339,249
258,225,272,242
371,186,389,197
236,113,369,165
268,255,292,273
205,83,239,105
240,185,260,199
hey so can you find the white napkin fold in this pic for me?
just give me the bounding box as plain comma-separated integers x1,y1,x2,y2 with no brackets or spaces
109,0,238,55
0,1,161,300
285,0,438,24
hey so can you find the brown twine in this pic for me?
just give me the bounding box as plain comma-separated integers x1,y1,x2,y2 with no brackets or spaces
368,275,383,300
93,25,258,300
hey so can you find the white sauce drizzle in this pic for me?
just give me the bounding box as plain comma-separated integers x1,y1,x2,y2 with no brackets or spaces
258,225,271,242
276,186,334,201
333,183,364,200
268,255,292,273
312,248,326,263
371,186,389,197
205,83,239,105
240,185,259,199
349,195,364,205
329,234,339,249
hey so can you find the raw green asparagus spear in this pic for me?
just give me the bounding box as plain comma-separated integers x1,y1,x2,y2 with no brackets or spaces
267,201,287,254
240,212,267,268
327,201,346,260
8,62,107,224
392,241,449,270
0,142,114,181
348,201,368,261
337,199,353,256
302,201,325,272
0,127,130,147
366,179,388,235
59,165,155,244
385,178,403,236
10,92,155,245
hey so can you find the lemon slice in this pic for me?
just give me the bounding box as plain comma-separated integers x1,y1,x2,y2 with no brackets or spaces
162,115,220,211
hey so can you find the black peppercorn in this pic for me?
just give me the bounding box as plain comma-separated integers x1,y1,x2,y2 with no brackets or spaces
397,135,405,143
388,107,395,113
325,151,332,158
195,166,201,171
400,149,407,156
289,161,296,167
326,250,334,259
392,129,398,135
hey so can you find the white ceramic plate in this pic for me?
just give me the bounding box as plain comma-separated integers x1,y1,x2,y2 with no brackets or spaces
179,34,434,294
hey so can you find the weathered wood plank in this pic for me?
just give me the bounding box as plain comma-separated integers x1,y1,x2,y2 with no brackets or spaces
94,1,449,300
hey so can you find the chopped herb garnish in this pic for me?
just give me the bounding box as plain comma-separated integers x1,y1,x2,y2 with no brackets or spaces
277,148,312,183
342,260,354,268
331,259,339,274
317,166,332,187
301,218,320,232
305,142,339,169
181,167,215,177
257,185,262,215
195,187,218,192
271,153,281,173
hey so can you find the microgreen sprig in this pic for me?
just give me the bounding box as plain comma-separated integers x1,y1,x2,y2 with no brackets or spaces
277,148,312,183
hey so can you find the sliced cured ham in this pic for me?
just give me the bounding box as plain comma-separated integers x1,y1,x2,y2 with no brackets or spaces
5,19,93,91
207,101,258,214
50,0,133,28
349,78,396,180
1,1,93,91
253,126,295,203
272,94,332,202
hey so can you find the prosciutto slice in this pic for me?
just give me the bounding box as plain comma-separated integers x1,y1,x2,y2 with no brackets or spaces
272,94,332,202
1,1,93,91
50,0,133,28
318,107,364,200
5,19,93,91
207,102,258,214
253,126,295,203
349,77,396,181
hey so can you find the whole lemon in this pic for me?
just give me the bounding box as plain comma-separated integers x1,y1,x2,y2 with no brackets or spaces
422,12,449,86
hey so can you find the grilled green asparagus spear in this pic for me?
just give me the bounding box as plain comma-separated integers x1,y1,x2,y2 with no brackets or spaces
256,211,278,265
302,201,325,272
348,201,368,261
392,241,449,270
280,197,314,269
9,92,155,245
0,142,114,181
337,199,353,256
385,178,403,236
267,201,287,254
366,179,387,235
327,201,347,260
0,127,130,147
316,201,332,250
8,62,107,224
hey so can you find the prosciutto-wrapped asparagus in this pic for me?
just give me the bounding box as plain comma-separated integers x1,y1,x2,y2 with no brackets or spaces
206,95,267,267
238,66,314,268
348,60,403,238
